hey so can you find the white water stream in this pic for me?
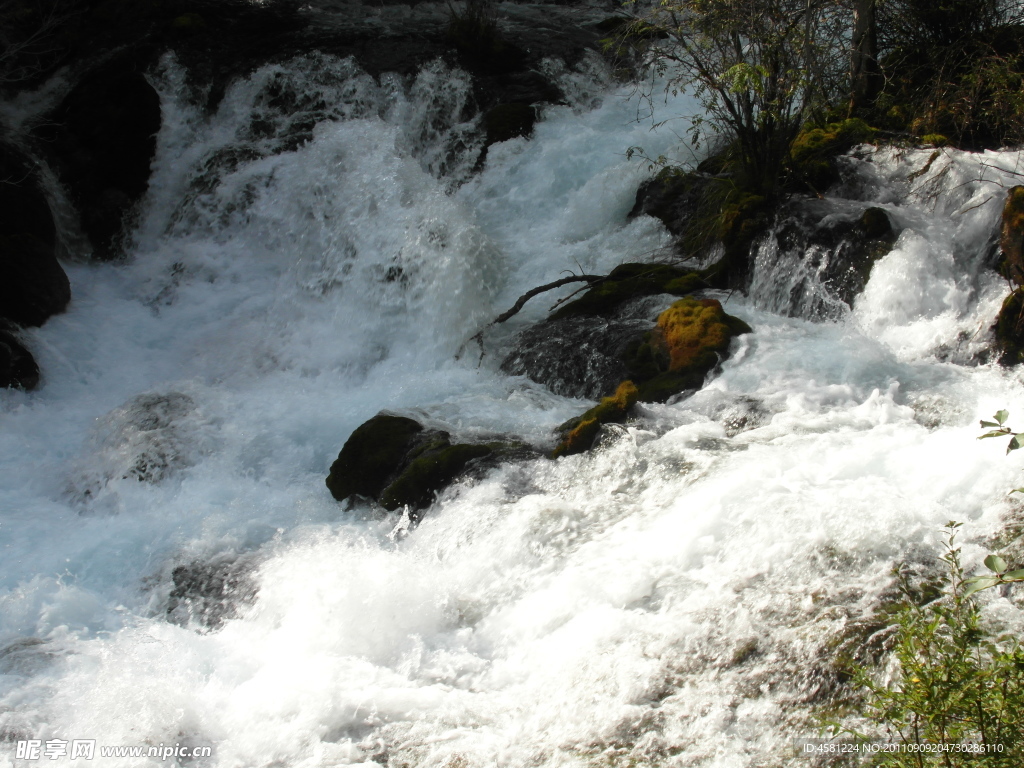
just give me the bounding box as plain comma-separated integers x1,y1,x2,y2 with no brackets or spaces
3,52,1024,768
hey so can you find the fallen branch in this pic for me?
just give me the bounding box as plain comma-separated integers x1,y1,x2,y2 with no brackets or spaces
490,274,603,325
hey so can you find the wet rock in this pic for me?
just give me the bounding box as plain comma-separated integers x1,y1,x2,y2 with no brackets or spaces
0,142,70,328
0,233,72,327
501,294,677,400
994,289,1024,366
788,118,876,192
0,326,40,391
994,187,1024,365
69,391,215,503
628,167,709,239
327,412,523,514
768,200,898,318
552,380,638,458
482,102,536,146
999,185,1024,287
167,556,258,630
326,414,426,502
623,297,752,403
43,62,161,258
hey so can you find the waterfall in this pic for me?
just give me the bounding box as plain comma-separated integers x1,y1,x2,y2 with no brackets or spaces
2,49,1023,768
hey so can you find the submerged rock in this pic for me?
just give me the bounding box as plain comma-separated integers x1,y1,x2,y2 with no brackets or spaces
167,556,258,630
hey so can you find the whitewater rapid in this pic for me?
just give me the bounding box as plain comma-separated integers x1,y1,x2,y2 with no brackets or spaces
2,52,1024,768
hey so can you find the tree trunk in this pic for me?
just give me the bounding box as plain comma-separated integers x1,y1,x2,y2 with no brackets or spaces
850,0,882,114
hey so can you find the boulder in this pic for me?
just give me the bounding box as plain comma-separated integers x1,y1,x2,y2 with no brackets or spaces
770,201,897,318
999,186,1024,287
501,294,677,400
326,413,531,515
0,142,70,328
623,297,752,403
0,327,40,391
43,63,161,258
0,234,72,327
552,380,638,458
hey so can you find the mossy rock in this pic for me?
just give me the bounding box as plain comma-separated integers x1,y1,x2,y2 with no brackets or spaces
483,103,536,146
325,414,425,502
999,186,1024,288
789,118,876,191
625,297,751,403
622,296,753,403
550,263,706,320
994,289,1024,366
379,442,494,511
552,380,639,458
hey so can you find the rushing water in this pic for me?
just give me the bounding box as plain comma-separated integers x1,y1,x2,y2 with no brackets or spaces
3,51,1024,768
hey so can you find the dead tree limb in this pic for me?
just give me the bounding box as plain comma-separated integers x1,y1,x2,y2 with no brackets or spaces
490,274,603,325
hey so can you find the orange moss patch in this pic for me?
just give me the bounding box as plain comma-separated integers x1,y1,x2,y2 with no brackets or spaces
552,380,639,458
654,297,732,371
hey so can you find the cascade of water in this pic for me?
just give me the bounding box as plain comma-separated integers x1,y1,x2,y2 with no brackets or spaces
2,51,1023,768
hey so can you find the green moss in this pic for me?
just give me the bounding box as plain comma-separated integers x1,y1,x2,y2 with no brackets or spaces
920,133,949,147
552,381,639,458
549,263,706,320
379,442,493,511
789,118,876,191
171,12,205,29
325,414,423,501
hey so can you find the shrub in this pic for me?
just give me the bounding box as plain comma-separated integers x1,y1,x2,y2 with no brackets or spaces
843,524,1024,765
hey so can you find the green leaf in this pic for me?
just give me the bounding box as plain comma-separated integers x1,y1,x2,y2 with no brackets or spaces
996,409,1009,425
964,577,1000,596
984,554,1007,573
1010,488,1024,495
1002,569,1024,581
1008,434,1022,453
978,430,1009,439
980,420,1000,427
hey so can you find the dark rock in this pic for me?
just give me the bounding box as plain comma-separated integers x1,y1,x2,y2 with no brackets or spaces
770,201,897,318
999,185,1024,287
623,297,752,403
483,103,536,146
0,327,40,391
326,414,425,502
553,380,638,458
326,412,514,514
0,233,71,327
788,118,876,193
42,62,161,258
379,441,493,511
994,289,1024,366
167,556,258,630
501,313,652,400
628,167,708,239
501,294,676,400
0,141,69,329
